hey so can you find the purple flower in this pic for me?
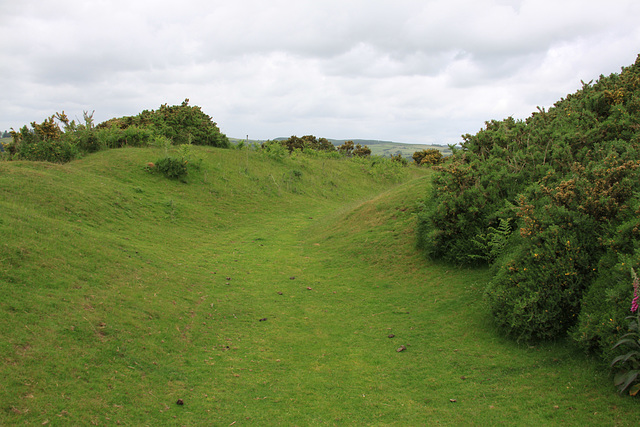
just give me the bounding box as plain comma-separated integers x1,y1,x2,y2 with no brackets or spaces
632,272,639,313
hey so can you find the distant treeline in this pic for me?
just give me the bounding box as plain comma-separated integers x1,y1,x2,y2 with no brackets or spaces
263,137,447,167
417,55,640,365
266,137,451,159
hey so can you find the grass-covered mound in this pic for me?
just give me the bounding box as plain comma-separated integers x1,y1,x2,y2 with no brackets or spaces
417,55,640,361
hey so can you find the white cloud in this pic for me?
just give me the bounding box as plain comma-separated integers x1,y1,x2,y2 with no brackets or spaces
1,0,639,144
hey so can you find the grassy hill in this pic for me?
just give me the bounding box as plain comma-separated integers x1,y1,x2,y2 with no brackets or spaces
0,147,638,424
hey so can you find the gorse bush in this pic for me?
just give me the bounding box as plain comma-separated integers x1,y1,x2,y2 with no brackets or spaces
150,143,201,182
97,99,229,148
7,101,229,163
336,140,372,157
152,156,189,181
390,153,409,165
485,220,595,341
281,135,334,153
12,130,79,163
272,135,372,158
573,255,640,361
412,148,443,166
9,114,78,163
416,54,640,353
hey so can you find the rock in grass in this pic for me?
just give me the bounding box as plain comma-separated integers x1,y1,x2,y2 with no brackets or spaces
397,345,407,352
388,334,395,338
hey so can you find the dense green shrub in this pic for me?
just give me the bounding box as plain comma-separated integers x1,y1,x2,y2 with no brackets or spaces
152,156,189,181
98,99,229,148
279,136,306,153
336,140,371,157
416,150,518,264
73,127,102,153
149,143,201,182
416,54,640,351
353,143,372,157
413,148,444,165
485,208,596,341
87,125,155,150
276,135,337,154
572,258,639,361
7,101,230,164
260,140,288,161
572,206,640,360
390,153,408,165
303,135,335,151
271,135,375,159
14,134,79,163
10,116,79,163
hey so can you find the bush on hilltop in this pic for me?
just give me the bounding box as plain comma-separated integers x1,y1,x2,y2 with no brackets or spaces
6,100,229,163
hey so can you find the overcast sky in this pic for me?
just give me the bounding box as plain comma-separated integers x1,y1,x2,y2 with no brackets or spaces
2,0,639,145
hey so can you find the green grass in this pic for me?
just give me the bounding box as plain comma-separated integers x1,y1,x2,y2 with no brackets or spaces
0,147,638,425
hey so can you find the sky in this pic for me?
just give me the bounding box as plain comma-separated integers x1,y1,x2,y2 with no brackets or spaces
1,0,639,145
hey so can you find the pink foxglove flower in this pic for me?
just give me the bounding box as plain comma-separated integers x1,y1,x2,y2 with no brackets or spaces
632,271,639,313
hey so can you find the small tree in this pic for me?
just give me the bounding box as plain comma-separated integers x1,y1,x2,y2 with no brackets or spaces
390,153,408,165
338,140,354,156
413,148,443,165
98,99,229,148
281,136,305,153
353,143,371,157
302,135,335,151
301,135,318,148
9,114,78,162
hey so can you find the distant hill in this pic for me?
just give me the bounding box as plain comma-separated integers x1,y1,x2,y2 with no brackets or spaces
231,137,451,159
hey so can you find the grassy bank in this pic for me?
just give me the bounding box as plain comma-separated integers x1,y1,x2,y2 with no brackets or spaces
0,147,638,425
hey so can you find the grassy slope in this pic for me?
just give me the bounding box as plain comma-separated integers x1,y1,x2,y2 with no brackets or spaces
0,147,638,425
